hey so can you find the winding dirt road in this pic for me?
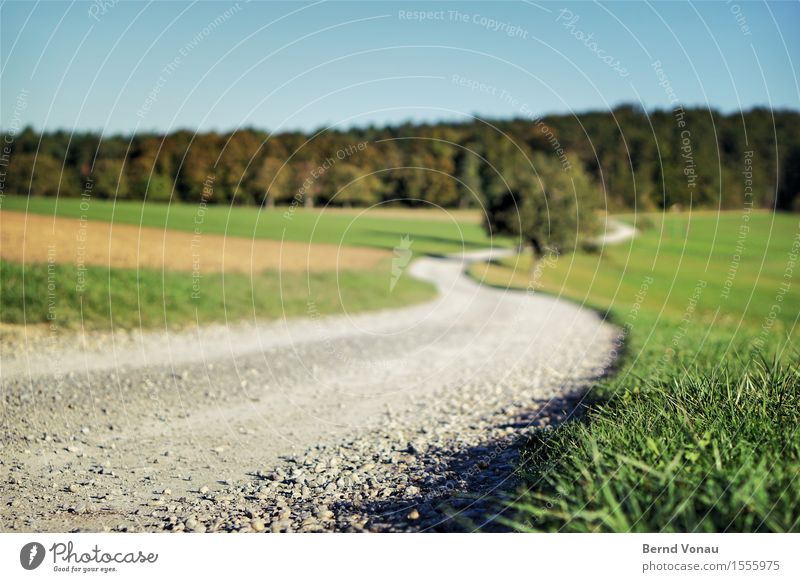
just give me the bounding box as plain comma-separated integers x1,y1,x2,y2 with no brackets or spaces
1,247,619,532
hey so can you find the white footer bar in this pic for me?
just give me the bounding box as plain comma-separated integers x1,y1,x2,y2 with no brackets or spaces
1,533,797,581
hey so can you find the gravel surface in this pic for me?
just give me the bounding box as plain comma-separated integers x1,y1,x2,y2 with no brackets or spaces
0,248,619,532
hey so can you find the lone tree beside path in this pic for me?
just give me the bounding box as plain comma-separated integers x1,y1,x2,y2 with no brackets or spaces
483,152,600,266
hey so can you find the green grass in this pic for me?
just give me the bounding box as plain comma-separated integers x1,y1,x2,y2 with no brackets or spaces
510,315,799,532
1,195,502,255
471,211,800,532
0,259,436,330
474,211,799,330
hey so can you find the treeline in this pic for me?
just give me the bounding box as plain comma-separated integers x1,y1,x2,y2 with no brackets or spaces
2,106,798,211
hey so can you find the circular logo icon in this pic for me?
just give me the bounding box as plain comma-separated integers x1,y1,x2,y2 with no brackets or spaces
20,542,46,570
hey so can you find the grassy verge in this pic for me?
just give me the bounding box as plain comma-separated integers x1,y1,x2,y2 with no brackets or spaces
471,211,800,531
1,195,503,255
511,314,798,532
0,259,436,331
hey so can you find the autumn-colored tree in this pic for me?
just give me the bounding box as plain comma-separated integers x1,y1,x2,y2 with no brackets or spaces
177,136,217,202
252,157,292,207
323,163,380,207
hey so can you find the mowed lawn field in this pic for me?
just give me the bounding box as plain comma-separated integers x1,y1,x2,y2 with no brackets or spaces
472,211,800,532
0,196,499,331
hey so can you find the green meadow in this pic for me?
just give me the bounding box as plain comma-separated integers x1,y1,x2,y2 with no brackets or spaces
475,211,799,330
472,211,800,532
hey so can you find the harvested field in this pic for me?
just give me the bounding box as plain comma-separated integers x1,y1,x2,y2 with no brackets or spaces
0,210,389,273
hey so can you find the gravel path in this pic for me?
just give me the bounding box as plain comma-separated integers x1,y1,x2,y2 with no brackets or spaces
594,217,638,246
1,247,619,532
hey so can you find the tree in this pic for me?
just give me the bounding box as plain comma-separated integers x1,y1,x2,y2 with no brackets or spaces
3,153,69,197
91,158,129,199
484,153,600,264
778,146,800,211
140,173,173,202
454,148,482,208
176,135,217,202
292,161,319,208
323,163,380,207
251,156,291,206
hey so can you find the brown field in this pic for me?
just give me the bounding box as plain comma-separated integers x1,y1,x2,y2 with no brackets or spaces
0,210,389,273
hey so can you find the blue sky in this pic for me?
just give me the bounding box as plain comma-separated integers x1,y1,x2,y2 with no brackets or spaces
1,1,798,134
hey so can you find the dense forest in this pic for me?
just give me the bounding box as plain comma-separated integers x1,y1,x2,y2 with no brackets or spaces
2,106,798,212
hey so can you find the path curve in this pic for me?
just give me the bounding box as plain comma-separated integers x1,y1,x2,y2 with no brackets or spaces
1,246,619,532
595,217,638,246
